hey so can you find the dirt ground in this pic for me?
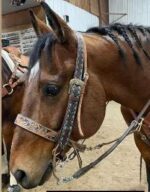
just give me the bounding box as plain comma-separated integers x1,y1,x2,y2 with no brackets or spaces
3,102,148,191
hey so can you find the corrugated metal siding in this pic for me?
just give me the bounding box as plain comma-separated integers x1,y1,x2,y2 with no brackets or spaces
45,0,99,31
109,0,150,26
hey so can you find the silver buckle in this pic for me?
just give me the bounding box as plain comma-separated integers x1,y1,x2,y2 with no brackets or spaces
3,84,14,95
136,118,144,132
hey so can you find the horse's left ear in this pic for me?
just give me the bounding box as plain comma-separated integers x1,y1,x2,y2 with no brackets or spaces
29,10,53,37
41,2,75,43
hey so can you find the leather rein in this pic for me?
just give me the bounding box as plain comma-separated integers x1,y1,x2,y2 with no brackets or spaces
14,33,150,183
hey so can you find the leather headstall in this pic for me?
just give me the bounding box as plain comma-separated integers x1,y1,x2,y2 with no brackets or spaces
15,32,88,151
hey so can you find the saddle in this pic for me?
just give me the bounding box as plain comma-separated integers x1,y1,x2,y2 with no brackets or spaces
2,46,29,98
3,46,29,70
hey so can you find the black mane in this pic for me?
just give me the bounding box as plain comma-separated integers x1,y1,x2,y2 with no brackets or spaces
29,33,57,70
29,23,150,69
86,23,150,65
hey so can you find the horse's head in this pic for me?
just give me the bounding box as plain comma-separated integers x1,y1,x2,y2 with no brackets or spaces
10,2,106,189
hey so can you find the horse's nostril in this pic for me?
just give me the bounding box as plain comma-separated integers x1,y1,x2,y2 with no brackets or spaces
14,170,26,183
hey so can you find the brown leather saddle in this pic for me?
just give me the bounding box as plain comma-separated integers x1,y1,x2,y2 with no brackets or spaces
2,46,29,98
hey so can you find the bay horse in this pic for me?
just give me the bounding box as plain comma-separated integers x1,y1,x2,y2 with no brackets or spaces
2,46,29,191
9,2,150,190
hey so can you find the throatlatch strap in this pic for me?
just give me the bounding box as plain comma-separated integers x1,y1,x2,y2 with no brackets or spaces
58,33,86,150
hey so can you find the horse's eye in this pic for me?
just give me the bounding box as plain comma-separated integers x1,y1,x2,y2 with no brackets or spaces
43,84,60,96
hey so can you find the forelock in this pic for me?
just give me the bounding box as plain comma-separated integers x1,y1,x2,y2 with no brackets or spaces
29,33,57,70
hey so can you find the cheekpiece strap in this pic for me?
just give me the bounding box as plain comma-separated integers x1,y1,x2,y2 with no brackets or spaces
58,33,86,150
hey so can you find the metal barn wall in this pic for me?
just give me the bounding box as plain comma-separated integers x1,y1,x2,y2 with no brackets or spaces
65,0,109,25
109,0,150,26
45,0,99,31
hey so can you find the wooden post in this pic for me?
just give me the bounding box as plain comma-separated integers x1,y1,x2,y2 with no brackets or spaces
98,0,102,26
97,0,109,26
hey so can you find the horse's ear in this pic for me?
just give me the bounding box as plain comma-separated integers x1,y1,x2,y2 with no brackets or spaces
29,10,53,37
41,2,75,43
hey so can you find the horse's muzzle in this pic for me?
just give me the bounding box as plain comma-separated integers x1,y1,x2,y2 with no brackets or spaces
39,163,53,186
13,162,53,189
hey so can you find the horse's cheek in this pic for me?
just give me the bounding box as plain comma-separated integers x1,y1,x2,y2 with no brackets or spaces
80,74,106,139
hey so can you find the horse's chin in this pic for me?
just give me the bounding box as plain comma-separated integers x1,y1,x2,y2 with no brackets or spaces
39,154,66,186
39,163,53,186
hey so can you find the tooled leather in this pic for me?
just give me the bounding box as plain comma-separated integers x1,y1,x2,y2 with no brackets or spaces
58,33,86,150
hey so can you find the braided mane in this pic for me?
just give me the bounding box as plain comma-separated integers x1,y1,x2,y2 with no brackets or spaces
87,23,150,65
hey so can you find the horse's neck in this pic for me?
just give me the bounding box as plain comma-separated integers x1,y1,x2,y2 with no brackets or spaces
85,34,150,112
